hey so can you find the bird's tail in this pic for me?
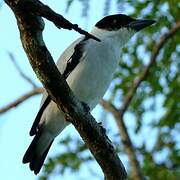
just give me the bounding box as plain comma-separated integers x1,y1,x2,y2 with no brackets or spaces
22,130,54,174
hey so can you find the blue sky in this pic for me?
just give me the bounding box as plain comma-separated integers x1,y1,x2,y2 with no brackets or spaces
0,1,122,180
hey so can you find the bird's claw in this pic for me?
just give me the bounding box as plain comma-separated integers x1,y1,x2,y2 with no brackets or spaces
98,122,114,152
81,101,90,112
98,122,106,134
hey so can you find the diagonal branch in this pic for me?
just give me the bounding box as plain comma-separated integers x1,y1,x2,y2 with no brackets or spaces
0,88,43,114
5,0,126,179
101,21,180,180
17,0,100,42
8,52,38,88
101,100,144,180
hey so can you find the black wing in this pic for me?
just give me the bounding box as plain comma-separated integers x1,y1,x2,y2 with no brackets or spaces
29,38,87,136
29,96,51,136
62,38,86,78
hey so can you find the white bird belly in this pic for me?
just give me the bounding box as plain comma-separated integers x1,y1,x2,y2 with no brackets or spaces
66,47,118,109
42,40,119,136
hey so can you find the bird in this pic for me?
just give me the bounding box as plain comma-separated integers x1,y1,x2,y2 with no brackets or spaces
22,14,155,174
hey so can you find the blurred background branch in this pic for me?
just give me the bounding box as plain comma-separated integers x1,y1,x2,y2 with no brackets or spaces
0,53,44,114
0,88,43,114
8,52,38,88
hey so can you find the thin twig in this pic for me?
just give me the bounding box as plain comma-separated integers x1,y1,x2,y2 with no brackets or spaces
17,0,100,42
0,88,43,114
101,22,180,180
8,52,37,88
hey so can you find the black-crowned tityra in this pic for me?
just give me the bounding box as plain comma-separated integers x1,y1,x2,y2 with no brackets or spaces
23,14,155,174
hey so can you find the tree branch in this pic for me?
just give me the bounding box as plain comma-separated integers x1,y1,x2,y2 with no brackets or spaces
16,0,100,42
5,0,126,179
101,21,180,180
119,21,180,117
0,88,43,114
101,100,144,180
0,52,43,114
8,52,38,88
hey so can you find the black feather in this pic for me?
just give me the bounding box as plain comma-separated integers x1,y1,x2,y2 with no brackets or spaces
29,96,51,136
33,141,53,175
23,131,42,164
23,130,54,174
95,14,135,31
62,37,87,79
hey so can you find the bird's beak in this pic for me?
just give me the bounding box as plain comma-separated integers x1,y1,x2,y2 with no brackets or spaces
126,19,156,31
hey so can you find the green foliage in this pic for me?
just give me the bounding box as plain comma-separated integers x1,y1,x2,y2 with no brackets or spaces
40,136,93,179
42,0,180,179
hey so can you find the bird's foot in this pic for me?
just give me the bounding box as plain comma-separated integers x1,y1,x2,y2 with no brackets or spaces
98,122,106,134
81,101,90,113
98,122,114,152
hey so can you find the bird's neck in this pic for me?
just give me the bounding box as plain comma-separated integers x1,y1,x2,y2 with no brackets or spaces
90,27,128,50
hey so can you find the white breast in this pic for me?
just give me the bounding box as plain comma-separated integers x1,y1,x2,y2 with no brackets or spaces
66,38,119,109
